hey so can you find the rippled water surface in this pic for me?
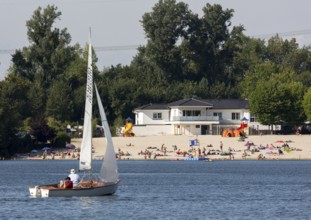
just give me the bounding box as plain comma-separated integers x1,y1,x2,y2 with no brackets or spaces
1,160,311,219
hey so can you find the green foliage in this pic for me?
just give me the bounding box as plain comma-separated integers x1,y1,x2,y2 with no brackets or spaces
27,80,45,115
53,131,70,148
303,87,311,121
29,114,55,143
47,117,66,134
247,71,305,126
9,132,33,155
240,62,278,98
0,76,31,157
46,80,74,121
113,116,125,136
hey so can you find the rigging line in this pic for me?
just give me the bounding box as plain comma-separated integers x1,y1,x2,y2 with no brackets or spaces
1,28,311,54
0,45,141,54
251,29,311,38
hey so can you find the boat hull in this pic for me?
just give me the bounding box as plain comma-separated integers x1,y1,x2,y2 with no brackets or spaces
29,181,119,198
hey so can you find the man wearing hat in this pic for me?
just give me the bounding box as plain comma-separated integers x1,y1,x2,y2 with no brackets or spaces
68,169,80,187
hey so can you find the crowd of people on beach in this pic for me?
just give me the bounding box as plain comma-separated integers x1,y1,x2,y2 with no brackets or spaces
13,136,305,161
125,137,300,161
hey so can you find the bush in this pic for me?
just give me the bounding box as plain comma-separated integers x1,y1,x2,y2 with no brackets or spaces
53,131,70,148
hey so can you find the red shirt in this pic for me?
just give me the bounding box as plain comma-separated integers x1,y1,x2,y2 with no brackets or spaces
64,180,73,189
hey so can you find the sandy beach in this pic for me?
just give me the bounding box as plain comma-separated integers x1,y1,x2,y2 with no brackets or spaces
67,134,311,161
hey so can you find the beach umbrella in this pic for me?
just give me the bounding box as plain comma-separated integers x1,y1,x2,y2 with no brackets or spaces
31,149,38,153
66,143,76,149
240,117,248,121
41,147,51,151
126,117,133,121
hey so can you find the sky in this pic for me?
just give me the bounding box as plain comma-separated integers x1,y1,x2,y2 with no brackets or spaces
1,0,311,79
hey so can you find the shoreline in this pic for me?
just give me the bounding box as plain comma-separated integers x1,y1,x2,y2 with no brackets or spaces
16,134,311,161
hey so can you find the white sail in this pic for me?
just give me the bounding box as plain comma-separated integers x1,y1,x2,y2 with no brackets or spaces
79,31,93,171
95,84,119,183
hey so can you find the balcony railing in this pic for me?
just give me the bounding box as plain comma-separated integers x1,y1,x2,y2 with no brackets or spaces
172,116,219,121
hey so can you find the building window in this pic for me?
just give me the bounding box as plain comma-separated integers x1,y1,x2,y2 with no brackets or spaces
153,113,162,120
250,114,256,122
213,112,222,119
183,110,201,116
231,112,240,120
195,125,200,128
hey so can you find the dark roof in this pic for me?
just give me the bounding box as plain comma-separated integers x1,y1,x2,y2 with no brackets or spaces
204,99,248,109
134,103,169,111
168,98,213,107
134,99,248,110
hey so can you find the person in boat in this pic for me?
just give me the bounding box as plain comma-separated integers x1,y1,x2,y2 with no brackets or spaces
59,177,73,188
63,177,73,189
68,169,80,187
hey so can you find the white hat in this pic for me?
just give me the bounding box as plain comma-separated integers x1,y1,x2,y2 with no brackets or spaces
70,169,75,174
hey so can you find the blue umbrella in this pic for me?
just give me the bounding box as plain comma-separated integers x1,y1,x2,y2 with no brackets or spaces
126,117,133,121
31,149,38,153
41,147,51,151
240,117,248,121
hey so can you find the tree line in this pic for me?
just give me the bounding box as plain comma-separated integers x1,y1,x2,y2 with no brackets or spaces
0,0,310,157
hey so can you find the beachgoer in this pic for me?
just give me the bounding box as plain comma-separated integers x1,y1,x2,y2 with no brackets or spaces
68,169,80,187
42,150,47,160
220,141,223,152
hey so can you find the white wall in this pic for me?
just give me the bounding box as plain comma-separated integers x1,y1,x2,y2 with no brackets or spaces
136,110,170,125
132,125,172,136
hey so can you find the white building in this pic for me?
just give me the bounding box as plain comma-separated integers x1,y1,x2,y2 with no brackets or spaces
132,98,279,136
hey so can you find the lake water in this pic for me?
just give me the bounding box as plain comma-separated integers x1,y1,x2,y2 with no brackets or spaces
1,160,311,219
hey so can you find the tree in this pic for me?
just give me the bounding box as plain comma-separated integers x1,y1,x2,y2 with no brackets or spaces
29,114,55,143
247,71,305,127
9,5,79,122
46,80,74,121
240,62,279,99
0,76,31,157
302,87,311,121
141,0,191,81
27,80,45,116
139,1,246,98
8,5,89,130
12,5,75,84
232,37,266,79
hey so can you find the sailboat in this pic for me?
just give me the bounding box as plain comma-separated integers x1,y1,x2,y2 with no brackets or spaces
29,30,119,197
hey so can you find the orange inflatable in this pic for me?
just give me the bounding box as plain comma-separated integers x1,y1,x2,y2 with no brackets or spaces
222,123,247,137
222,129,234,137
